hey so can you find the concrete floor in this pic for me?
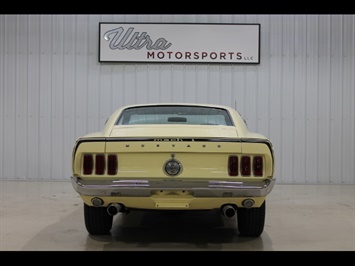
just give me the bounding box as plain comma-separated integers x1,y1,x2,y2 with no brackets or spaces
0,180,354,251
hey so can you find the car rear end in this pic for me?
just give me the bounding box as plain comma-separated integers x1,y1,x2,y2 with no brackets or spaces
71,125,274,211
70,104,275,236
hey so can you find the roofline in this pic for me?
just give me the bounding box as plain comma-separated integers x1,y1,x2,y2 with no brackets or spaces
117,103,235,111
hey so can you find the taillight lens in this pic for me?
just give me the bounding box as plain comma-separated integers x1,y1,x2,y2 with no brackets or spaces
228,155,238,176
241,156,251,176
95,154,105,175
107,154,118,175
82,153,118,175
253,156,263,176
228,155,263,177
83,154,93,175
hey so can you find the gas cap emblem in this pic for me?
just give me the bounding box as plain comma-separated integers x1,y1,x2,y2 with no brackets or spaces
164,153,182,176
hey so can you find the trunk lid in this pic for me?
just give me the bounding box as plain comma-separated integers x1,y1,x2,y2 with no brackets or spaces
104,125,242,179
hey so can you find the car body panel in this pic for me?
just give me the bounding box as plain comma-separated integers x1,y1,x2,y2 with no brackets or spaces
71,103,275,210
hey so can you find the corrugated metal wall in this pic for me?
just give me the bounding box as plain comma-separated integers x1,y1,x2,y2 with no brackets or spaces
0,14,354,184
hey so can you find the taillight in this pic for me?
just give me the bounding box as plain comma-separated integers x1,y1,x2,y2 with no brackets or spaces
228,155,238,176
82,153,118,175
107,154,118,175
253,156,263,176
241,156,251,176
95,154,105,175
83,154,93,175
228,155,263,177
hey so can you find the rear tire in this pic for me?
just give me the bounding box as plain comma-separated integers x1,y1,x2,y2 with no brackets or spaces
84,203,113,235
237,200,266,237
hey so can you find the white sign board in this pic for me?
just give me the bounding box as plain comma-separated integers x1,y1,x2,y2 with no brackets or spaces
99,23,260,64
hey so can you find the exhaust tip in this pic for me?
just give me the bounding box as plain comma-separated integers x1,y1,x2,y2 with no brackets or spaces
221,204,236,218
242,199,255,208
107,203,123,216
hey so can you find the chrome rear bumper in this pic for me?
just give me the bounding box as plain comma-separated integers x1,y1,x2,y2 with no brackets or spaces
71,176,275,198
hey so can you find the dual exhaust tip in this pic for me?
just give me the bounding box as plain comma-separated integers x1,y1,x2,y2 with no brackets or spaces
91,197,255,218
107,203,123,216
221,199,255,218
91,197,124,216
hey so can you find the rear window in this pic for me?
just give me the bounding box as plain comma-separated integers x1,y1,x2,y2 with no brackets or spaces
115,105,233,126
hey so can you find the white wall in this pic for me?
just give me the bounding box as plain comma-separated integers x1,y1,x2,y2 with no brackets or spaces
0,14,354,184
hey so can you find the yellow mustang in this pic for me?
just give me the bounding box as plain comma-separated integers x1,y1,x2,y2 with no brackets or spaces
71,103,275,237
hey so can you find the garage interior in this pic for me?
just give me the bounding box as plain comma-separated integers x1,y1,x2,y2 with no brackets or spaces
0,14,354,251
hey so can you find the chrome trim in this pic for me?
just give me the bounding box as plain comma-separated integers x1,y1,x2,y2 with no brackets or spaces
71,176,275,198
163,158,182,176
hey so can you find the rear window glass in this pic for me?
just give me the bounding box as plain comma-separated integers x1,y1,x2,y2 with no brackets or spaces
115,106,233,126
